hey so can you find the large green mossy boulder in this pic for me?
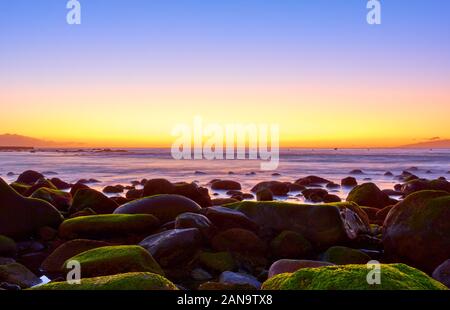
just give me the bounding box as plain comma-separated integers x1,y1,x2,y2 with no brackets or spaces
262,264,447,290
64,245,164,278
383,190,450,273
30,272,178,290
225,201,369,249
70,188,119,214
346,183,393,209
322,246,371,265
59,214,160,239
0,178,63,238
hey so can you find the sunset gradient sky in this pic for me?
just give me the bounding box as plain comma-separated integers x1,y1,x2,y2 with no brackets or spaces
1,0,449,147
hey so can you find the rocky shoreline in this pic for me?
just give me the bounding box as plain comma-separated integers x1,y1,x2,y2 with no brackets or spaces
0,169,449,290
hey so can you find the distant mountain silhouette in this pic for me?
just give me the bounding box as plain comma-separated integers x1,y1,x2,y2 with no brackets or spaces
401,139,450,149
0,134,76,147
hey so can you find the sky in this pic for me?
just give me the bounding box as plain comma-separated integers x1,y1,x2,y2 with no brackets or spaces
0,0,449,148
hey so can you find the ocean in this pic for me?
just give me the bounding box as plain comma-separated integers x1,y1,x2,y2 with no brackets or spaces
1,148,449,202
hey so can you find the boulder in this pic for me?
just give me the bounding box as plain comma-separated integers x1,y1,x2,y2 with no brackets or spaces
346,183,392,209
226,201,370,249
256,189,273,201
30,188,72,211
401,179,450,196
41,239,111,274
70,188,119,214
59,214,160,240
205,206,258,231
251,181,289,196
211,228,266,255
175,212,214,238
211,180,241,191
0,263,41,288
211,198,239,206
341,177,357,187
0,235,17,257
0,178,63,239
270,231,312,259
302,188,328,202
64,245,164,278
31,272,178,290
197,251,236,273
295,176,330,186
139,228,203,268
322,246,371,265
432,259,450,288
24,178,57,196
102,185,124,194
262,264,447,290
114,194,202,223
383,190,450,273
268,259,334,278
50,178,71,190
16,170,44,185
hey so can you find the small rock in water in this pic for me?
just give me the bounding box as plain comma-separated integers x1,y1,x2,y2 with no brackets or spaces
384,171,393,176
341,177,357,187
349,169,364,175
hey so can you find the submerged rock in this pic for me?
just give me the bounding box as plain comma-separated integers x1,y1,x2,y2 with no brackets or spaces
383,190,450,273
30,272,178,290
262,264,448,290
251,181,289,196
114,194,202,223
211,180,241,191
0,178,63,239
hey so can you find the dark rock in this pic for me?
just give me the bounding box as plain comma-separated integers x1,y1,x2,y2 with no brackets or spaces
268,259,334,278
341,177,357,187
50,178,71,190
175,212,214,239
401,179,450,196
0,263,40,288
349,169,364,175
302,188,328,202
211,180,241,191
323,194,341,203
384,171,393,176
139,228,203,268
270,231,312,259
211,228,266,255
219,271,261,289
326,182,340,189
0,235,17,257
432,259,450,288
256,189,273,201
251,181,289,196
211,198,239,206
383,190,450,273
114,194,202,223
102,185,124,194
30,188,72,211
16,170,44,185
288,183,306,192
346,183,392,209
322,246,371,265
70,188,119,214
295,176,330,186
205,206,259,231
0,178,63,239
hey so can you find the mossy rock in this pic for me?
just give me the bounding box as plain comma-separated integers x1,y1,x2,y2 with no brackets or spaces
30,272,178,290
0,234,17,257
225,201,369,249
346,183,392,209
383,190,450,273
270,231,312,259
70,188,119,214
31,187,72,211
9,182,31,195
197,251,236,273
64,245,164,278
0,178,63,238
262,264,448,290
59,214,160,239
322,246,371,265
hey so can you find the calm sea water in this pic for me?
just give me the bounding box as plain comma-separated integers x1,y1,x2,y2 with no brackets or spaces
1,148,449,202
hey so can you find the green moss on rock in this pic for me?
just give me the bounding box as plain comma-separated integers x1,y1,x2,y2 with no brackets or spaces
262,264,447,290
59,214,160,239
63,245,164,277
322,246,371,265
346,183,391,209
31,188,72,211
198,251,236,273
30,272,178,290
